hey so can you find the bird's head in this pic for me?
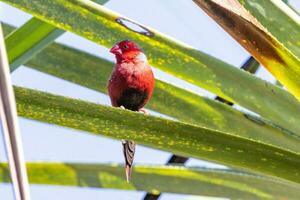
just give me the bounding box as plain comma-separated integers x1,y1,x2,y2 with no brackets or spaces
110,40,145,63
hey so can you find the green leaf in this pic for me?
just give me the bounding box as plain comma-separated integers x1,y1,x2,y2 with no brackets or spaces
4,0,110,71
193,0,300,101
2,0,300,136
1,163,299,199
240,0,300,59
14,86,300,184
7,35,298,153
5,18,64,71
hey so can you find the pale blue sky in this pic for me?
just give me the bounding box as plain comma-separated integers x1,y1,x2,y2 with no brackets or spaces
0,0,299,199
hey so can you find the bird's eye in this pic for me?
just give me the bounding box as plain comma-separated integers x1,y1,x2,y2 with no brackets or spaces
123,45,128,49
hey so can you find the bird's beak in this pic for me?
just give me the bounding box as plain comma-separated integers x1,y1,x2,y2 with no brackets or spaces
110,45,122,55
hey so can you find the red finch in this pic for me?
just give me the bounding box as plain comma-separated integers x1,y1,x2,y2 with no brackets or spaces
108,40,155,182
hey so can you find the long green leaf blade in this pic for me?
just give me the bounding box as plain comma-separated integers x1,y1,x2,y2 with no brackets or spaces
5,18,64,71
193,0,300,100
241,0,300,58
1,163,299,199
2,0,300,135
14,86,300,184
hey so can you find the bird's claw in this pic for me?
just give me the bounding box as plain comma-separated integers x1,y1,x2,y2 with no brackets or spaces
120,106,148,115
138,108,149,115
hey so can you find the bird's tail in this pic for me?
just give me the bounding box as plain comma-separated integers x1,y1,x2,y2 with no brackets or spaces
122,140,136,182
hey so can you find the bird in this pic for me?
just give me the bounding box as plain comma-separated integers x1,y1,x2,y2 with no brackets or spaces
108,40,155,182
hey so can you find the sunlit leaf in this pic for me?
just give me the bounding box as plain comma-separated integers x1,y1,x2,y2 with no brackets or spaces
1,163,299,199
241,0,300,58
4,0,110,71
14,86,300,184
193,0,300,101
5,18,64,71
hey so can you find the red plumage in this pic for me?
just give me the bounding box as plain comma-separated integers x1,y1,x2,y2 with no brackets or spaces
108,40,155,182
108,40,155,111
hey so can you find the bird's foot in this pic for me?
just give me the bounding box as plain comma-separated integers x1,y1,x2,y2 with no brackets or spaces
138,108,149,115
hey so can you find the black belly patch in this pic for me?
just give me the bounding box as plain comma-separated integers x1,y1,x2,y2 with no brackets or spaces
117,88,148,111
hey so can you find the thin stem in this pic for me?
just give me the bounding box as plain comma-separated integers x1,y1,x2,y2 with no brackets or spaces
0,24,31,200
